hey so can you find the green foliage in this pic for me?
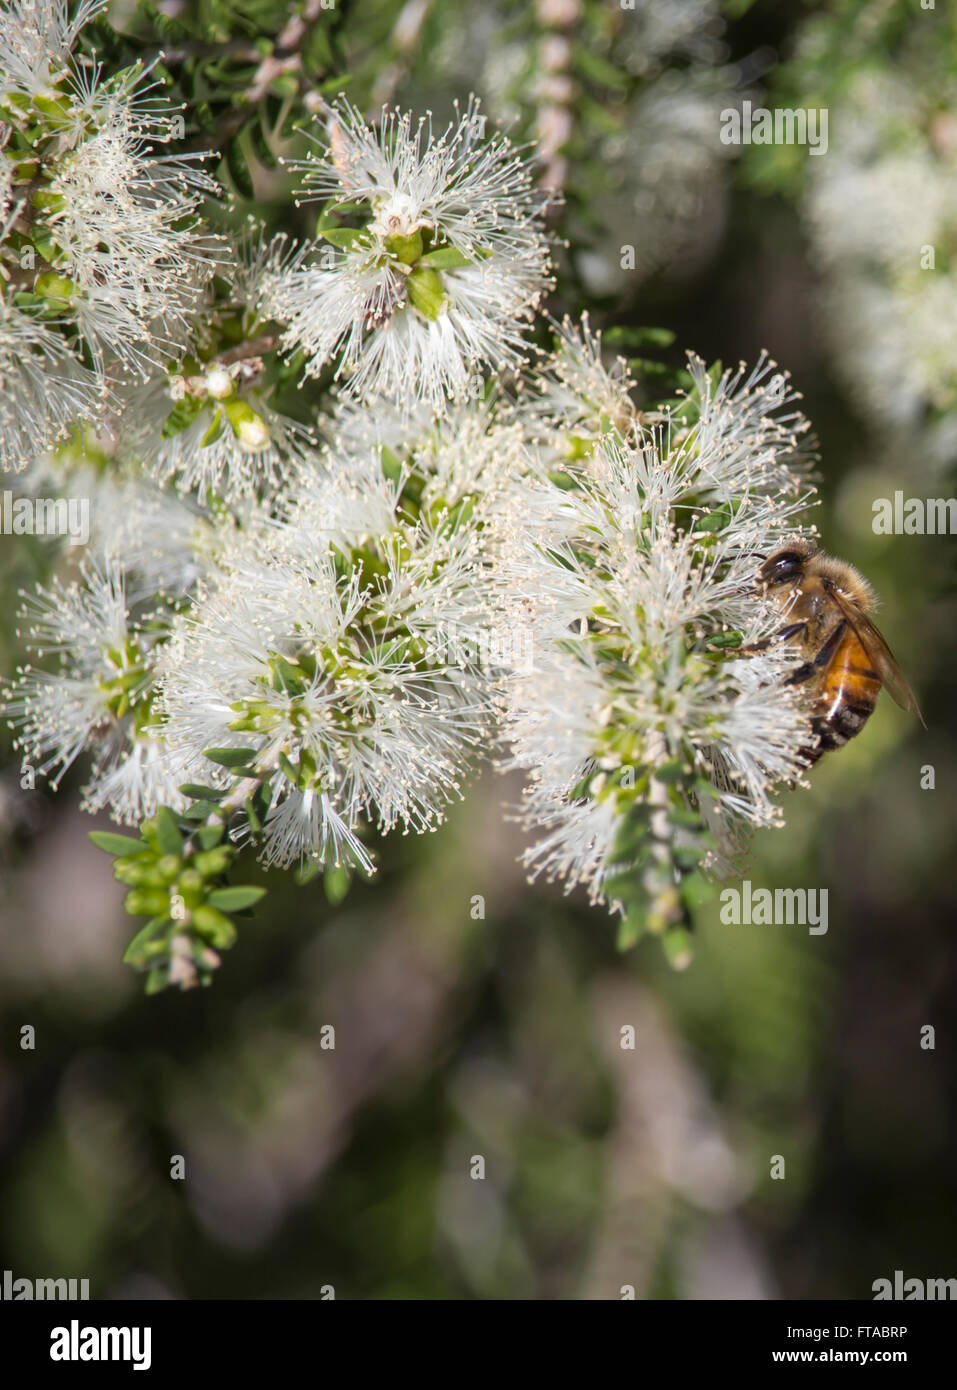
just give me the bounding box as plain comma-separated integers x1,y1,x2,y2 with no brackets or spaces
91,804,267,992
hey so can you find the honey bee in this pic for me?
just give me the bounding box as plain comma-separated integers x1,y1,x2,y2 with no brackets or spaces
756,540,925,765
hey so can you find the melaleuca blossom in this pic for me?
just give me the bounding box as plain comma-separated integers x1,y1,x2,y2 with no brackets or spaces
491,334,819,962
1,559,189,823
0,0,219,471
120,233,322,504
804,62,957,461
259,97,553,409
152,394,527,874
22,423,221,600
0,419,231,822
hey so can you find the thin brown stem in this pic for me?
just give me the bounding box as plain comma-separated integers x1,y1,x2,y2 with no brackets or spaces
216,333,279,364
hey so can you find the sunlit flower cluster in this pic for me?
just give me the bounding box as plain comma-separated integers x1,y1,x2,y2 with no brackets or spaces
0,0,219,470
260,98,553,408
490,334,818,949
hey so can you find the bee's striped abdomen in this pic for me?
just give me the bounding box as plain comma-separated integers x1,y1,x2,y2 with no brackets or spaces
807,627,881,762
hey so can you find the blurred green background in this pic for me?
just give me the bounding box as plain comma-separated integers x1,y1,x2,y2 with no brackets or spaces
1,0,955,1299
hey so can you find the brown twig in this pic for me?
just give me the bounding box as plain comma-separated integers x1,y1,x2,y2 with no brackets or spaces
216,333,279,365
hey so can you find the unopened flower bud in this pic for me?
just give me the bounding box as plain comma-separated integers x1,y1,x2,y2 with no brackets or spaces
223,396,270,452
204,366,234,399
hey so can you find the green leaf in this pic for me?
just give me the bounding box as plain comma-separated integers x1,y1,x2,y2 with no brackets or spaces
616,908,645,951
679,871,714,911
161,395,203,439
196,824,225,851
31,232,61,264
320,225,365,250
200,410,226,447
662,927,694,971
154,806,183,857
295,858,324,885
123,917,168,966
652,760,687,784
574,42,630,91
178,784,226,801
145,965,170,995
204,746,257,768
224,131,254,199
90,830,146,858
625,357,673,378
206,886,267,912
179,801,223,821
603,326,676,350
249,115,277,169
418,245,471,269
324,862,352,905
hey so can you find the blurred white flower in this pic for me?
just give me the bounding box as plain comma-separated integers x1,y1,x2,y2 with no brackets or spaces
794,21,957,464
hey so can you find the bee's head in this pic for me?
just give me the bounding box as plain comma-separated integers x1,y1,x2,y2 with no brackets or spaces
758,541,815,589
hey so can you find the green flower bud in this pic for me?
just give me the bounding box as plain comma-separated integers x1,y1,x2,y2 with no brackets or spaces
175,869,205,907
192,847,233,877
124,888,173,917
191,906,237,949
223,396,270,452
114,860,162,888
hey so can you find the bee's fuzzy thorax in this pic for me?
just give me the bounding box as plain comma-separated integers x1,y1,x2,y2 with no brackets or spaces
811,554,877,611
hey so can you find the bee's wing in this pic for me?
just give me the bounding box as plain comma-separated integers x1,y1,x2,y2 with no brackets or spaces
824,582,926,726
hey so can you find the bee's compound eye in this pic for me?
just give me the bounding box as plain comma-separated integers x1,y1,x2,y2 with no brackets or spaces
760,550,805,586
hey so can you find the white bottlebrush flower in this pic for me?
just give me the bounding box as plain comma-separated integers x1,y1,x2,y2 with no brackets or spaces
127,372,321,503
509,313,640,458
491,353,818,950
23,429,221,598
0,0,106,99
40,78,220,375
0,14,221,471
790,11,957,463
260,98,552,409
156,534,490,872
0,559,185,821
120,231,321,502
153,384,525,871
0,293,105,472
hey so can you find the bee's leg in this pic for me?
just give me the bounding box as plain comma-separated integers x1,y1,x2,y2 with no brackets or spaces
783,620,847,688
733,621,809,657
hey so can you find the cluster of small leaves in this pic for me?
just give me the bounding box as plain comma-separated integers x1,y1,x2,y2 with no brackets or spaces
601,761,719,971
91,800,265,992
